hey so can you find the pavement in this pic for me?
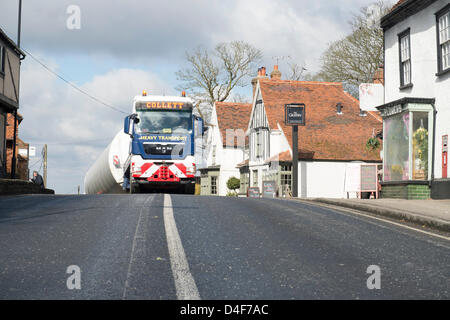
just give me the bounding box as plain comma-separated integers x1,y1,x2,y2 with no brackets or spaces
0,194,449,299
304,198,450,233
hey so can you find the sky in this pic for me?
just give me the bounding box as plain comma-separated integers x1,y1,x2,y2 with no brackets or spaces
0,0,391,194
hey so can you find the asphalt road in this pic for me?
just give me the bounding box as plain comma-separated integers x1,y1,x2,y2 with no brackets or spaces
0,194,448,299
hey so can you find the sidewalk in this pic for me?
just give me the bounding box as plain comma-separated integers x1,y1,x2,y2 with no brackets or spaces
304,198,450,233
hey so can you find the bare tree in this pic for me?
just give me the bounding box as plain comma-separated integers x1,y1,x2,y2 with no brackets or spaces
176,41,262,121
286,62,308,81
314,1,391,98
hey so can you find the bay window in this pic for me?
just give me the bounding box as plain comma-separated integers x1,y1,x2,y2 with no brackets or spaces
381,99,434,182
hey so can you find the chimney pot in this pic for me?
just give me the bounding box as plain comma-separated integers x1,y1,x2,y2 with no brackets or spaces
270,65,282,80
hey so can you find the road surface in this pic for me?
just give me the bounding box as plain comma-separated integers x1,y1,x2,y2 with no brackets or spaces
0,194,448,299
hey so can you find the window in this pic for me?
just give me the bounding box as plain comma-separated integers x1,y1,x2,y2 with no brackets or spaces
399,29,411,87
280,164,292,196
252,170,258,187
240,172,249,194
437,5,450,74
212,145,216,165
0,46,5,74
384,112,410,181
211,176,217,195
256,131,262,158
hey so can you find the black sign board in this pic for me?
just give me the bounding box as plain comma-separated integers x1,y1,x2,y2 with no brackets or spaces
262,181,276,198
247,187,260,198
285,104,305,126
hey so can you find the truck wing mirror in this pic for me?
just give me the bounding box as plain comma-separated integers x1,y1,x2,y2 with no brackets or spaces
124,116,131,135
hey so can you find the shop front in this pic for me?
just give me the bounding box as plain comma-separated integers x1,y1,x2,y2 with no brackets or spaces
377,98,435,199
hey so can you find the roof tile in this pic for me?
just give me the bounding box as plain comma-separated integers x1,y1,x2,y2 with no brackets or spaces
259,79,382,161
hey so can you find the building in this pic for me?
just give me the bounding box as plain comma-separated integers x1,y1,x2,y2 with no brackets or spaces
6,113,29,180
240,66,383,198
377,0,450,199
200,101,252,196
0,28,25,178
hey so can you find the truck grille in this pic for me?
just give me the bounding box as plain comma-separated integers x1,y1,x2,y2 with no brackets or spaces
143,144,183,156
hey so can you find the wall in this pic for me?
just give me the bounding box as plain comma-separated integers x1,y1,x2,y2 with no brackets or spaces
384,0,450,179
298,161,380,198
218,147,245,196
0,39,21,105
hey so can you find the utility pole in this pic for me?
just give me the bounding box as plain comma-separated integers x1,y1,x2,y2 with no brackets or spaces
18,0,22,47
11,0,23,179
43,144,47,188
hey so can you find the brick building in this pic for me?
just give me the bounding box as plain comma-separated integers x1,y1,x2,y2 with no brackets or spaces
6,113,29,180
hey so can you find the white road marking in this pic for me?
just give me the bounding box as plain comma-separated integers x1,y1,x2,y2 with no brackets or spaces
122,195,153,299
163,194,200,300
302,200,450,242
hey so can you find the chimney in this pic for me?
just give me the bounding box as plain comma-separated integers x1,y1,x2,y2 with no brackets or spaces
270,65,282,80
251,66,268,99
373,65,384,85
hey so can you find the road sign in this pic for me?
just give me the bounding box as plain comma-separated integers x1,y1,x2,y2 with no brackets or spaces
29,146,36,157
285,104,305,126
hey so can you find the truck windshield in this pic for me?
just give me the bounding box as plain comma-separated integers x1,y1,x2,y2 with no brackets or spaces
135,110,192,134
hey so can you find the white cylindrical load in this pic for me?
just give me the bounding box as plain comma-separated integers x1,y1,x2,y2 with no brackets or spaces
84,130,131,194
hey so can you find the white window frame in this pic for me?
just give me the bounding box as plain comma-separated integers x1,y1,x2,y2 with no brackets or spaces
437,7,450,73
399,29,411,87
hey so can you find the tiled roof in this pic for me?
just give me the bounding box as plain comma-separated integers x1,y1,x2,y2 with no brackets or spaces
391,0,407,11
215,101,252,147
258,79,382,161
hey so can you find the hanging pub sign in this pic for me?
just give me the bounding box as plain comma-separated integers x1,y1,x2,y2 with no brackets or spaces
285,103,306,126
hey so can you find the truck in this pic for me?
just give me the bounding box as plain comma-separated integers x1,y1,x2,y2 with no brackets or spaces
84,91,206,194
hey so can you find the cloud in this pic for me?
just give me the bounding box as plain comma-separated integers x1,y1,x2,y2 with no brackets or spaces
19,58,174,193
1,0,387,69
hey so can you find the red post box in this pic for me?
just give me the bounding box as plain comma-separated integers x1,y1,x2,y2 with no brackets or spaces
443,135,448,179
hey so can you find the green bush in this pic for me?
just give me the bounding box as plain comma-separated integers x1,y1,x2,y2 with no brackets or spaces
226,177,240,192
